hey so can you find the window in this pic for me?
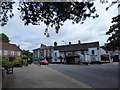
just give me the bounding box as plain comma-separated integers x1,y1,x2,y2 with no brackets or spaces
92,50,95,55
0,50,2,55
18,52,21,56
11,51,14,55
81,51,84,55
4,50,8,55
55,52,57,57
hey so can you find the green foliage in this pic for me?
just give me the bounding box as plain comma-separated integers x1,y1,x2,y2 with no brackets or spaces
13,59,22,66
2,57,8,65
2,56,29,67
0,2,14,26
22,59,28,66
22,50,30,56
18,2,98,36
2,57,14,66
1,1,99,37
106,15,120,51
2,57,22,66
0,33,10,43
22,56,28,59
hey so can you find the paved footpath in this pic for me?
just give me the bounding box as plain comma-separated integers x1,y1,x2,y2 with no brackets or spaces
3,64,93,88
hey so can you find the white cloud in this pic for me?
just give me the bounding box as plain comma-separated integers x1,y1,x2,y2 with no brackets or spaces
1,1,118,51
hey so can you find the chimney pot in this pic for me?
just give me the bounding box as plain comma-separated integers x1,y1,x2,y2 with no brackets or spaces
54,42,57,47
69,42,71,45
78,40,81,44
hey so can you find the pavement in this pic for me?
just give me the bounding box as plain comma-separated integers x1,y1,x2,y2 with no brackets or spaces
3,64,93,88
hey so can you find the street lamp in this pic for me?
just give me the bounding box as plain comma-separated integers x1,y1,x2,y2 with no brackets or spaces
62,40,67,64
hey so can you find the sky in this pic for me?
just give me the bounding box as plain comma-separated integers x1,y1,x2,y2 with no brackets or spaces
1,0,118,52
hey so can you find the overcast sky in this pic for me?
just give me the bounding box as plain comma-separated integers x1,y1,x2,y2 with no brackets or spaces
1,1,118,52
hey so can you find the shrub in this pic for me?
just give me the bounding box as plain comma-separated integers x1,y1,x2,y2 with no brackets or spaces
22,56,28,59
13,59,22,67
2,57,9,66
22,59,28,66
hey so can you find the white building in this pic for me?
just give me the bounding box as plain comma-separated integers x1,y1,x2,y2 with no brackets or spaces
52,41,108,64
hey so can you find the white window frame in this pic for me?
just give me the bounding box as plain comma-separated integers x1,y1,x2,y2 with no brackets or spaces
17,51,21,56
4,50,8,55
11,51,14,55
0,50,2,55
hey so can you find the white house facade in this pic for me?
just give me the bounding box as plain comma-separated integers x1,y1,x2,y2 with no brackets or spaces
33,41,113,64
51,41,109,64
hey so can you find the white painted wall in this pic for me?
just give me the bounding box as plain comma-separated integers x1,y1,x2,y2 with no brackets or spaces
44,49,46,57
80,54,85,62
98,48,108,62
52,47,109,63
88,47,98,61
88,48,98,55
85,55,91,62
38,50,40,58
52,50,60,62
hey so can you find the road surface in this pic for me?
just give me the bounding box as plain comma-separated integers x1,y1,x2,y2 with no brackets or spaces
46,63,118,88
3,62,119,88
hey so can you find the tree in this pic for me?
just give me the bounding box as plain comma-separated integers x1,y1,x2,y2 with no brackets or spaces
1,1,99,37
0,33,10,43
22,50,30,56
106,15,120,51
0,2,14,26
105,1,120,51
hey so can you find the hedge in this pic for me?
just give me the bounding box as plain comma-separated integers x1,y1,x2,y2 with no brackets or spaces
2,57,28,67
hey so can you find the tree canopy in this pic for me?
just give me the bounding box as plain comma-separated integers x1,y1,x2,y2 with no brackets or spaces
105,1,120,51
106,15,120,51
1,1,99,37
0,33,10,43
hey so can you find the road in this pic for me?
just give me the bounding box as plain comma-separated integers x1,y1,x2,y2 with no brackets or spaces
3,62,118,88
46,63,118,88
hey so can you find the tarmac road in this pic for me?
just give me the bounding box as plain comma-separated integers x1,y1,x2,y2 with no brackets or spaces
46,62,119,88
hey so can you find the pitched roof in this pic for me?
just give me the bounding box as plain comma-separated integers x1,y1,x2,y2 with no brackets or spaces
0,43,22,51
33,46,53,51
54,41,99,52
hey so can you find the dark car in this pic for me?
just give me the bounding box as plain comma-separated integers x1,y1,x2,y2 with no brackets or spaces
32,58,40,64
40,60,49,65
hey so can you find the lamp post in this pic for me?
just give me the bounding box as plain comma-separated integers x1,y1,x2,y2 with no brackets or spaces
62,40,67,64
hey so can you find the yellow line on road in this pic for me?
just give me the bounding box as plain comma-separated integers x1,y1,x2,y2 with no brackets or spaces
42,65,95,89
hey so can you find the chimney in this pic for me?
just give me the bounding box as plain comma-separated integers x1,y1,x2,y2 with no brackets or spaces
69,42,71,45
41,44,43,47
54,42,57,47
18,45,20,48
78,40,81,44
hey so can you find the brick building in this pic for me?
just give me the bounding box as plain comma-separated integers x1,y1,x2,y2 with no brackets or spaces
33,44,53,63
0,43,22,59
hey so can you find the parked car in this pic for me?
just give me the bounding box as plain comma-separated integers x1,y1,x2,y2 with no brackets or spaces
40,60,49,65
32,58,40,64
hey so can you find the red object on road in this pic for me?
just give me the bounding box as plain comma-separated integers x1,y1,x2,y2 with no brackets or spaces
40,60,49,65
